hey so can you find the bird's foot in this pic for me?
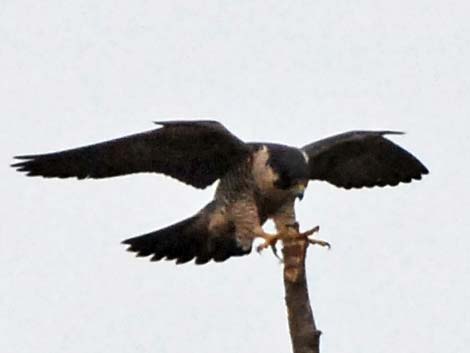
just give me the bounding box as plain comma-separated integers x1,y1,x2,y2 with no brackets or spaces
256,233,282,260
256,234,278,252
255,223,330,261
286,223,331,249
256,234,281,259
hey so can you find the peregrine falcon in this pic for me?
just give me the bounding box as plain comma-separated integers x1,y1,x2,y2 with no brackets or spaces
12,121,428,264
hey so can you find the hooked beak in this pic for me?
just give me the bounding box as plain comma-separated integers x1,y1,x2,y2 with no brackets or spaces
294,184,306,201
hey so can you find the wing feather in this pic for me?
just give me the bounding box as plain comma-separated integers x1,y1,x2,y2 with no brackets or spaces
302,131,428,189
122,203,252,265
12,120,250,189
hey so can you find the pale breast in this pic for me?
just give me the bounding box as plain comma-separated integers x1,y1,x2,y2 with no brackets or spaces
251,145,279,193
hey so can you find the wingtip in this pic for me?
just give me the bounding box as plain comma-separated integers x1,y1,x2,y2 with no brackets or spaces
153,119,221,127
11,155,42,173
13,155,35,160
381,130,406,136
11,160,29,172
121,238,132,245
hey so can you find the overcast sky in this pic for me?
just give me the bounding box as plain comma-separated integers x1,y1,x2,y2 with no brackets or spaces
1,1,469,353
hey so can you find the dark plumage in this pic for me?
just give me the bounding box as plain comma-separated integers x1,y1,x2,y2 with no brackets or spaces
123,202,249,265
12,121,429,264
302,131,428,189
13,121,250,188
262,144,311,189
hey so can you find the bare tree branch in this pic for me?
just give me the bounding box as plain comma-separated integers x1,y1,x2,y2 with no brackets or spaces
282,236,321,353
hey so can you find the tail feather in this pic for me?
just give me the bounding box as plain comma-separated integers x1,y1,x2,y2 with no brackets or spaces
122,212,251,265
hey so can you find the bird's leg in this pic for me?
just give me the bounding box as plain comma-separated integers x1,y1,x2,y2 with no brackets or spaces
286,223,331,249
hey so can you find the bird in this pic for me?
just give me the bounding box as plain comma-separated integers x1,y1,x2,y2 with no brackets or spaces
12,120,428,265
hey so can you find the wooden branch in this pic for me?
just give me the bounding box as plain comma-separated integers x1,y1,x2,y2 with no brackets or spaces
282,235,321,353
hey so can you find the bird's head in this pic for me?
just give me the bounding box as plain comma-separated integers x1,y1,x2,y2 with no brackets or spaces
265,144,310,200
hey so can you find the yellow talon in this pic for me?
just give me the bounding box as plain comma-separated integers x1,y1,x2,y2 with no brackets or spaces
256,235,279,253
255,222,330,260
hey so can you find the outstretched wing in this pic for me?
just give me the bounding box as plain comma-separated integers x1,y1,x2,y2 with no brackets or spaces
12,120,251,189
302,131,428,189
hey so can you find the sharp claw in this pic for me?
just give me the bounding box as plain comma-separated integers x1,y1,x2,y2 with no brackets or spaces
270,243,283,262
308,239,331,249
296,225,330,250
300,225,320,237
256,235,279,255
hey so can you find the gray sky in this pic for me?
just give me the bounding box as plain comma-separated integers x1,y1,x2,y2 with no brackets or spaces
1,1,469,352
